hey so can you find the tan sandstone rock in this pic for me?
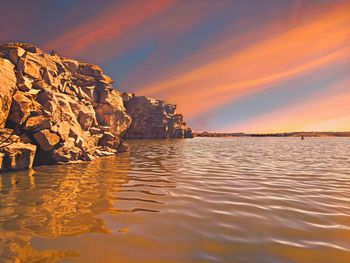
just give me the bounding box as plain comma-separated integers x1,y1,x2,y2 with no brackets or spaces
95,89,131,137
0,58,17,128
0,129,37,172
33,129,60,151
8,92,32,125
98,132,119,149
122,93,193,139
51,141,82,163
17,75,33,92
18,58,41,79
7,47,25,65
24,115,51,131
1,142,36,171
61,57,79,73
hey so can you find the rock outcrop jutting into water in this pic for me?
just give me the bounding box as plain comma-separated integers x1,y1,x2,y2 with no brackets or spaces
122,93,193,139
0,43,192,172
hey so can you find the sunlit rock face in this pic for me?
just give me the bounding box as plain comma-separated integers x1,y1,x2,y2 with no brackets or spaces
0,43,192,172
0,43,131,171
0,57,17,128
122,93,193,139
0,129,36,171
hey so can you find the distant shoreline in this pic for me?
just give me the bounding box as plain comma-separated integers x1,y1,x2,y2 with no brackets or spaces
193,132,350,138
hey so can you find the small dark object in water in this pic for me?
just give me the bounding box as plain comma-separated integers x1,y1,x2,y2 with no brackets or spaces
301,135,304,140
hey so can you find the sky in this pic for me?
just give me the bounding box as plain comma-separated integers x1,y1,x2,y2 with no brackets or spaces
0,0,349,132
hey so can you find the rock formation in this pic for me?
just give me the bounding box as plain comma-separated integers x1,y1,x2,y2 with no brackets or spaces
122,93,193,139
0,43,131,172
0,129,36,171
0,43,192,173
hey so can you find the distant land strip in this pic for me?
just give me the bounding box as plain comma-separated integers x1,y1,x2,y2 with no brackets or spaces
193,132,350,137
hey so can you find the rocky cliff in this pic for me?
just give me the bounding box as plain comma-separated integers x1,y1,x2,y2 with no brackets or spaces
0,43,192,173
122,93,193,139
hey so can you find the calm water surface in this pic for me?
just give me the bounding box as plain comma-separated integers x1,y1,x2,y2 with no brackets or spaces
1,138,350,263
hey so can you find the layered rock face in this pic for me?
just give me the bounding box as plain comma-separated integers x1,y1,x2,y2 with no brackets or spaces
122,93,193,139
0,43,131,172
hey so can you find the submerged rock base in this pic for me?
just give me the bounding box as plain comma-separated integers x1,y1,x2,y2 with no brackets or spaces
0,43,192,173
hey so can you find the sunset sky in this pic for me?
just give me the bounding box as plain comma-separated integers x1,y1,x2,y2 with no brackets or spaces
1,0,349,132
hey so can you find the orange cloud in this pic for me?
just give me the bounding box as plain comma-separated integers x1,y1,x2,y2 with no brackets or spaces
137,1,350,119
85,0,233,63
229,79,350,132
45,0,176,57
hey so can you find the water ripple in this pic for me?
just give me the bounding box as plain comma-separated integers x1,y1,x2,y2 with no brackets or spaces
1,137,350,262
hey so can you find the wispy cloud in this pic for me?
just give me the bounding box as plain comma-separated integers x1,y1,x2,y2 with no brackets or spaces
37,0,350,132
44,0,176,57
136,1,350,121
230,79,350,132
84,0,234,64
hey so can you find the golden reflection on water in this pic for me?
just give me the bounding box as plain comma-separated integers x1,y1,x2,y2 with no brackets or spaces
0,138,350,262
0,153,132,262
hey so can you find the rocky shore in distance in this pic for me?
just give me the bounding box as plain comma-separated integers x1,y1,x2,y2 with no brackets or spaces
194,131,350,137
0,43,192,173
122,92,192,139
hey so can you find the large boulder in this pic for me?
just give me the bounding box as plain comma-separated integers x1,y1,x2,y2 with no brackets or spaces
1,142,37,171
7,92,32,125
17,58,41,79
33,129,60,151
94,88,131,137
51,141,82,163
0,58,17,128
98,132,119,149
122,93,193,139
0,129,36,172
23,115,51,131
17,75,33,92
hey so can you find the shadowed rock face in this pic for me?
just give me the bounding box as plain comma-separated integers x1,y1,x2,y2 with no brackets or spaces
0,43,192,173
122,93,193,139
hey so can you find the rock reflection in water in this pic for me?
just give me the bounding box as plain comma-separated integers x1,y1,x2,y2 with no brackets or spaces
0,153,131,262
